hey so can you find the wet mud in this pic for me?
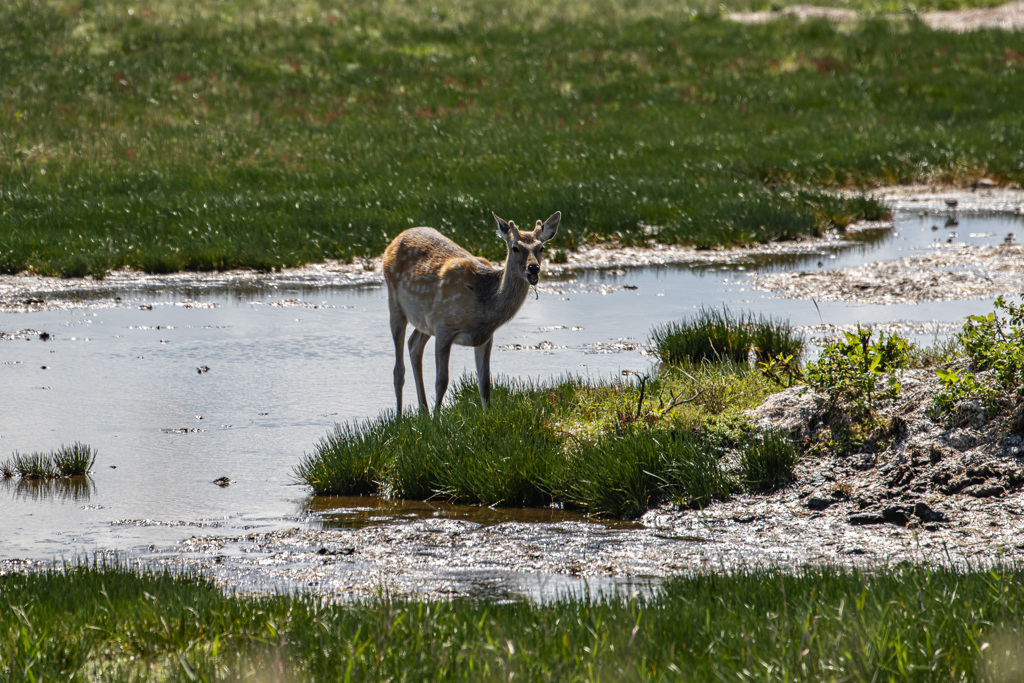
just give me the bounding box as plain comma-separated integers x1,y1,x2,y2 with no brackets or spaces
141,364,1024,601
727,0,1024,31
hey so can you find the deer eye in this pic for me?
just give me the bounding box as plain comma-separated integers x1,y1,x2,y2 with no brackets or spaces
512,246,520,254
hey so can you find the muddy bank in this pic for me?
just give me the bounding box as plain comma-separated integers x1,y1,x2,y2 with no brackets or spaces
727,0,1024,31
755,242,1024,305
112,366,1024,601
755,186,1024,304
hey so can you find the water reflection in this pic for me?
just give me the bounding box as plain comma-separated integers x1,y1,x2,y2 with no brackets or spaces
301,495,640,531
1,475,96,503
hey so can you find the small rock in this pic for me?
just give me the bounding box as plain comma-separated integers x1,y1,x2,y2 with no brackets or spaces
963,484,1005,498
805,496,836,511
849,511,887,525
913,502,949,524
882,506,912,527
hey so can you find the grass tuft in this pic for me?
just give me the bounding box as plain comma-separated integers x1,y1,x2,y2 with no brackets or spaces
299,365,781,518
1,443,97,479
651,307,804,365
740,428,799,492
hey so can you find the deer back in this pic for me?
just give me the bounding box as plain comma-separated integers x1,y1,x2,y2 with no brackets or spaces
384,227,516,343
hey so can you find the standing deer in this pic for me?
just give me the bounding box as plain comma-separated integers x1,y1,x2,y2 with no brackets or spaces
382,211,561,415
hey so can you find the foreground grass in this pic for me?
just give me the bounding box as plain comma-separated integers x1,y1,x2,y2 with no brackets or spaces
8,1,1024,275
297,364,789,517
3,562,1024,680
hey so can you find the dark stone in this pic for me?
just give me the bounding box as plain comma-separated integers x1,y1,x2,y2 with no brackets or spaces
849,512,887,525
913,502,949,524
887,466,914,489
967,465,1001,479
882,506,912,527
805,496,835,511
940,476,985,495
964,484,1006,498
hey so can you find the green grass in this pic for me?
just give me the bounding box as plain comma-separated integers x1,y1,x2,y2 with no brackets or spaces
7,1,1024,276
740,427,800,491
0,443,96,480
4,561,1024,680
297,365,785,517
651,307,805,365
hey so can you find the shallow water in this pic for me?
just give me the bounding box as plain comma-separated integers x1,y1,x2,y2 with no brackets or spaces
1,211,1022,569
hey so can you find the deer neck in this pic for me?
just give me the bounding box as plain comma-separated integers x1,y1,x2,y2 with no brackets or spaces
476,265,530,331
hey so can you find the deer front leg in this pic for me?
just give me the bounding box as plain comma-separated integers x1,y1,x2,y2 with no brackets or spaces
475,337,493,409
389,304,407,417
433,329,456,414
408,329,430,413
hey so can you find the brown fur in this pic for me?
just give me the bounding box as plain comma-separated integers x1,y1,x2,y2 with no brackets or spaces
383,211,560,414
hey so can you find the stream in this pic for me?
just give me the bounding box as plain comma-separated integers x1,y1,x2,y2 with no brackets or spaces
2,197,1023,598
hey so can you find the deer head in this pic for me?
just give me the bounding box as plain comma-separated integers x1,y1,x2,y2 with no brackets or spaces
493,211,561,286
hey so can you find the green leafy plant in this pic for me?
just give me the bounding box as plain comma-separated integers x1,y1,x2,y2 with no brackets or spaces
805,326,913,454
758,353,803,388
932,294,1024,421
806,325,911,418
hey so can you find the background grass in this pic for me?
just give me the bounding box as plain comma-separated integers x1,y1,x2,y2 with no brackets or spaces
3,0,1021,276
3,561,1024,680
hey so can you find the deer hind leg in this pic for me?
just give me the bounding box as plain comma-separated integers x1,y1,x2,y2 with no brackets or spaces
408,329,430,413
474,336,494,409
389,299,408,417
433,328,456,414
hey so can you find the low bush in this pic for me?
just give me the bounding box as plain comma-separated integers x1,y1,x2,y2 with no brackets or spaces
933,294,1024,421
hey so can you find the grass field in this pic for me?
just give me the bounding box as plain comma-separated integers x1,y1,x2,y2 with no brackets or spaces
3,0,1021,276
3,561,1024,680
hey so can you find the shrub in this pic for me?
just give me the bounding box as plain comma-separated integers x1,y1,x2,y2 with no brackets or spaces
933,294,1024,420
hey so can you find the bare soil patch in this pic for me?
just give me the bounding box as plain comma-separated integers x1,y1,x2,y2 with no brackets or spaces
728,0,1024,31
755,185,1024,304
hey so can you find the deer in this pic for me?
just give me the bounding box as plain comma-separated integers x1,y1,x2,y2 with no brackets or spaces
382,211,561,416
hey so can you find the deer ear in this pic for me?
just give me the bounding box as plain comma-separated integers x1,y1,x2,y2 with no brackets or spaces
535,211,561,243
493,212,519,243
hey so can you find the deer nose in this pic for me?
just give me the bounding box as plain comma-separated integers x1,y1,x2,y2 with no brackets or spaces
527,263,540,276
